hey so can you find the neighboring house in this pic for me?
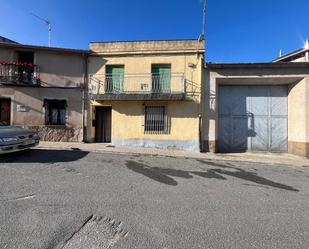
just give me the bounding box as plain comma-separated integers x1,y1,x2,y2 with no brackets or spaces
0,36,19,44
87,39,204,151
0,41,88,142
273,39,309,62
203,40,309,157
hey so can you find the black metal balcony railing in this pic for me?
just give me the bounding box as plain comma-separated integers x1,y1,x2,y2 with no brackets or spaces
0,62,40,85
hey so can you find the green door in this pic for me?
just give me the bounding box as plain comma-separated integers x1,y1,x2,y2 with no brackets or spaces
151,64,171,93
106,65,124,93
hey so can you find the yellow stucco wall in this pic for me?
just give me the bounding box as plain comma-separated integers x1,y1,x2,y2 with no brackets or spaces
87,48,204,151
288,78,307,143
89,54,202,87
89,100,199,140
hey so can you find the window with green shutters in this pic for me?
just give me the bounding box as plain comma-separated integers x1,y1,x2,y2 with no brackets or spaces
151,64,171,93
105,65,124,93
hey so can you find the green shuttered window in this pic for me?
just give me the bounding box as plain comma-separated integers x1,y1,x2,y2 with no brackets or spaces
151,64,171,93
105,65,124,93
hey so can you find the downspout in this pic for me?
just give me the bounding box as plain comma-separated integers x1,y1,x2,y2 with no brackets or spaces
196,37,205,152
196,0,206,152
82,53,88,142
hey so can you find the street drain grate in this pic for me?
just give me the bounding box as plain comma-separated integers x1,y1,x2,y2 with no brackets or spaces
61,215,128,249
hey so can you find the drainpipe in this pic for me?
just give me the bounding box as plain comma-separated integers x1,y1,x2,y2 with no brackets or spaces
82,53,88,142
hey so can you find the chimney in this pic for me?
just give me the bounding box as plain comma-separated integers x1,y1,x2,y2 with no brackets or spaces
279,50,282,57
305,39,309,49
305,39,309,61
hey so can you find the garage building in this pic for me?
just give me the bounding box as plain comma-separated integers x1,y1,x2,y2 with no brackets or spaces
203,62,309,157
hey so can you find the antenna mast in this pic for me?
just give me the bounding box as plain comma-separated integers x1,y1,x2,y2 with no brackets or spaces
31,13,51,47
202,0,206,38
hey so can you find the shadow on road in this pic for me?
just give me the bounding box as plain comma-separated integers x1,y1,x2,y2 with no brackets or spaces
126,160,299,192
0,149,89,163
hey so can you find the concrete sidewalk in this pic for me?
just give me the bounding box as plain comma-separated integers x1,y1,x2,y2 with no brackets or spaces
37,141,309,167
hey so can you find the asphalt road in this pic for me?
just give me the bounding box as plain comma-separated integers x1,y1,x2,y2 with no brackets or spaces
0,149,308,249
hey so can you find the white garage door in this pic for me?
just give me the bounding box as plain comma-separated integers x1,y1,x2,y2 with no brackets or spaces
218,85,288,152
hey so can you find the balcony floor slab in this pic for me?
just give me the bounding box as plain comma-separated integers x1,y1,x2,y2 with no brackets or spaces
90,93,186,101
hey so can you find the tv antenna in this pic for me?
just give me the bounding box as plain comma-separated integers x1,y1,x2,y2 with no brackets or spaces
198,0,207,42
31,13,51,47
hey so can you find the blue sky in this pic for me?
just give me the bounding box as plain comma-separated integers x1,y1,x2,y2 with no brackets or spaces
0,0,308,62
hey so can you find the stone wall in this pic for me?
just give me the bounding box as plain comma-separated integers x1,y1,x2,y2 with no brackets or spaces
24,126,83,142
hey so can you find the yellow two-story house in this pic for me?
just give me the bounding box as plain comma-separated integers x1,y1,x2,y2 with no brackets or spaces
87,39,204,151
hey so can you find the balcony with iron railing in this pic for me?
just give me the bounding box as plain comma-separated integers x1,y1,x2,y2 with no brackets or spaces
89,73,189,100
0,61,40,85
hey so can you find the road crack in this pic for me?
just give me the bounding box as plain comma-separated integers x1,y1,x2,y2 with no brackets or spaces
0,194,36,202
60,215,128,249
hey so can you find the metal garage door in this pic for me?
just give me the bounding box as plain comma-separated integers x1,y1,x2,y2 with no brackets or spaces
218,85,287,152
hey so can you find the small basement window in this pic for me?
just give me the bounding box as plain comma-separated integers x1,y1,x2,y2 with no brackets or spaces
43,99,67,125
144,106,169,134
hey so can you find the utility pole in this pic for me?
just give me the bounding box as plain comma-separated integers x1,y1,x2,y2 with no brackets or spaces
31,13,51,47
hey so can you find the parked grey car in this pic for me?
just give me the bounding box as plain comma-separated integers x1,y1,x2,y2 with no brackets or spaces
0,122,40,154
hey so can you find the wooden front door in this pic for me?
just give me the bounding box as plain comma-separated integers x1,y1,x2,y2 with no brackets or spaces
95,107,112,143
0,98,11,125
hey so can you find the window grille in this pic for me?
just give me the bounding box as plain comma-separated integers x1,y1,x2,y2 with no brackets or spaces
43,99,67,125
144,106,169,134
